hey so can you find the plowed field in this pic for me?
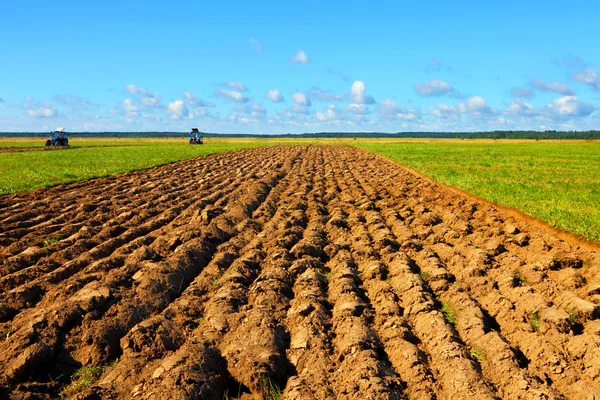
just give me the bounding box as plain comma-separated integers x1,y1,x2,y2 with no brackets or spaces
1,145,600,399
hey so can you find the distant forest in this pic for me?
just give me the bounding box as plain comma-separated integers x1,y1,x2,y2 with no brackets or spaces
2,130,600,139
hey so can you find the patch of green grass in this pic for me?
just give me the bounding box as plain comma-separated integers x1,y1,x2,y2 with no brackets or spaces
567,310,579,326
197,317,205,324
42,235,63,247
470,347,486,363
324,272,333,280
441,301,456,327
4,326,13,341
514,271,527,285
355,140,600,243
260,377,281,400
528,309,540,332
419,271,431,282
64,365,106,395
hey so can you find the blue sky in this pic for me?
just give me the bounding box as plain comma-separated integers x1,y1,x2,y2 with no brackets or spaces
1,0,599,133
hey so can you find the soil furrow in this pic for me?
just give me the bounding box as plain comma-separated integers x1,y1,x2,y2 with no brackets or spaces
1,145,600,399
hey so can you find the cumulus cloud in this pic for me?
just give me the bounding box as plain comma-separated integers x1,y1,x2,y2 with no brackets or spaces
183,91,214,107
428,96,494,121
214,88,249,103
27,102,57,118
429,103,460,121
291,92,311,107
123,99,141,116
573,67,600,90
545,96,594,117
504,99,540,116
504,96,594,121
307,88,345,102
291,50,309,64
458,96,494,114
263,89,282,103
234,103,267,117
350,81,375,104
166,100,189,119
345,103,371,114
531,79,575,95
249,38,264,52
221,81,248,91
510,87,535,99
414,80,454,97
315,105,340,121
377,99,420,121
125,84,161,107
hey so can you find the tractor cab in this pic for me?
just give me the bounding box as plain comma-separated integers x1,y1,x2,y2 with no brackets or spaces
189,128,203,144
46,128,69,146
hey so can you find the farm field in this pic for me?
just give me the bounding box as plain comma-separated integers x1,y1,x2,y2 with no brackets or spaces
356,140,600,243
2,137,599,244
1,145,600,399
0,138,269,195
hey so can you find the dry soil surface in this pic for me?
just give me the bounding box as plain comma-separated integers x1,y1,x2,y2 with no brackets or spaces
1,145,600,399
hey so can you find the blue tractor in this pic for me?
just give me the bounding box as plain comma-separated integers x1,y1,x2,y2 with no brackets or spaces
188,128,203,144
45,128,69,146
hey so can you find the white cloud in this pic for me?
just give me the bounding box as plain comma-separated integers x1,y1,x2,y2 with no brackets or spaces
125,84,139,94
214,88,249,103
222,81,248,91
458,96,494,114
125,84,161,107
545,96,594,117
123,99,141,116
307,89,345,102
573,67,600,90
378,99,420,121
139,96,160,107
183,91,214,107
234,103,267,118
531,79,574,95
27,103,57,118
291,92,311,106
350,81,375,104
249,38,264,52
315,105,340,121
166,100,189,119
414,80,453,97
346,103,370,114
429,103,460,121
291,50,309,64
510,87,535,99
504,99,540,116
264,89,284,103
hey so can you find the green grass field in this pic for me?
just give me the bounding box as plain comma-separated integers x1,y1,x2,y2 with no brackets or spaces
0,138,268,195
1,137,599,243
355,139,600,243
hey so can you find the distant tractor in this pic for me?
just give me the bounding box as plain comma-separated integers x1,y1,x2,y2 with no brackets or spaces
45,128,69,146
189,128,203,144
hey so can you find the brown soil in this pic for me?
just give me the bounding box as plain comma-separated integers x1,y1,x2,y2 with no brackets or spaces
0,146,82,153
1,145,600,399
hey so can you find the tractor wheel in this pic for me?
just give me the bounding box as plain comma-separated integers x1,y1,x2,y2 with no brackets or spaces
45,140,52,146
64,138,69,146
